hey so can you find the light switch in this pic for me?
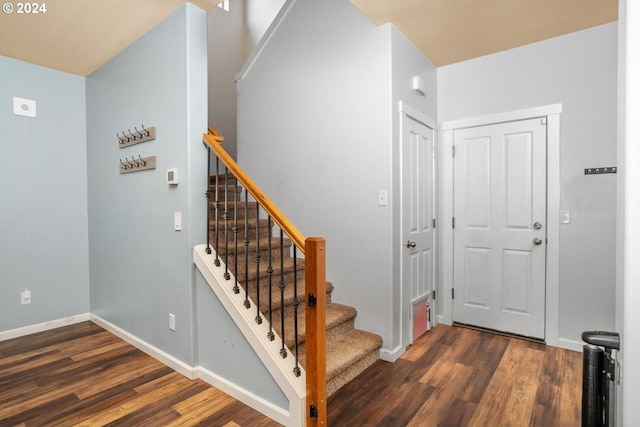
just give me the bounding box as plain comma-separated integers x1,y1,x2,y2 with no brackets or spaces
560,210,571,224
174,212,182,231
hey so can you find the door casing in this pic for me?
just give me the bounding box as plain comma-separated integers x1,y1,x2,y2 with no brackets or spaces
439,104,562,346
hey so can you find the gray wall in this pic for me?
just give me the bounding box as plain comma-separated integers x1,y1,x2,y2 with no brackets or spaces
86,4,207,365
208,0,286,160
0,56,89,332
389,26,438,352
438,23,618,345
237,0,438,354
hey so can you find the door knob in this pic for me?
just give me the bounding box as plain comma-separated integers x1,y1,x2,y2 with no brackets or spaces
406,241,416,248
533,222,542,230
533,238,542,246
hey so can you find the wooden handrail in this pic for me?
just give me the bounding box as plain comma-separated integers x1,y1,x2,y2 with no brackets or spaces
202,131,306,254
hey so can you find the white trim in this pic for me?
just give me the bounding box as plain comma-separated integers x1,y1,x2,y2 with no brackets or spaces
379,344,405,362
439,104,561,347
194,366,292,426
235,0,297,82
193,244,305,427
399,101,437,129
90,314,195,379
558,338,584,353
0,313,91,342
441,104,562,131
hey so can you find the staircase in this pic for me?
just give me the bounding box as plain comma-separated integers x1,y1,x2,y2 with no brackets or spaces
208,175,382,396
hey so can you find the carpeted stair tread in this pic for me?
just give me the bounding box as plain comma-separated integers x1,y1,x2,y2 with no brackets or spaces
207,173,383,396
298,328,382,395
271,302,357,349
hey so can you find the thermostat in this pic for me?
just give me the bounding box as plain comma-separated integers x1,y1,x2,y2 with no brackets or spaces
166,168,178,185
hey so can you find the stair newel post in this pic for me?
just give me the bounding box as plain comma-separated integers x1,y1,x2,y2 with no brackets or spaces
243,188,250,308
279,229,287,358
267,217,275,341
232,176,240,294
292,245,301,377
205,146,212,255
305,237,327,427
223,166,230,280
255,203,263,325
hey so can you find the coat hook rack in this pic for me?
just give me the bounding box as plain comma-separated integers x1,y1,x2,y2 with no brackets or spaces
117,125,156,148
119,155,156,174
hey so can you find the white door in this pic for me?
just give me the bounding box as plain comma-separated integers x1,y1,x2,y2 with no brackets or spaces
401,113,435,344
452,118,547,339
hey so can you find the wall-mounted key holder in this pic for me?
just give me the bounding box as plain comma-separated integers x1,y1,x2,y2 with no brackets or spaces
117,125,156,148
119,155,156,174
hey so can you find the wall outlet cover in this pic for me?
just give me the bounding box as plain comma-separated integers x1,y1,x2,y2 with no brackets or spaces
13,97,37,118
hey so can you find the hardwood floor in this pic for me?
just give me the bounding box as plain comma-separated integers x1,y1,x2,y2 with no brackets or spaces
328,324,582,426
1,321,582,426
0,322,279,427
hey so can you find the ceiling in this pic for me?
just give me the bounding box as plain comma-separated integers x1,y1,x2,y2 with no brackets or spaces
0,0,618,76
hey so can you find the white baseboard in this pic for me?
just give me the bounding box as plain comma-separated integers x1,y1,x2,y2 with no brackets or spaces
89,314,195,380
194,366,290,426
379,344,405,362
558,338,584,352
0,313,91,342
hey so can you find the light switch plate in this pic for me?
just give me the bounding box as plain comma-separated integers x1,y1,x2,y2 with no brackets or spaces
174,212,182,231
13,97,36,118
560,210,571,224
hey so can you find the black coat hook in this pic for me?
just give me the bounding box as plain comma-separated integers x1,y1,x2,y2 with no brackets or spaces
134,127,143,138
120,159,129,170
117,132,125,144
128,129,137,140
141,124,150,137
138,154,146,166
122,131,130,142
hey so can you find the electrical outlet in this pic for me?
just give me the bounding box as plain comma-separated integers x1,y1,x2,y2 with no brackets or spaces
21,290,31,305
169,313,176,331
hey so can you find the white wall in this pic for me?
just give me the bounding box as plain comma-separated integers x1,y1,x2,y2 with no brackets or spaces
237,0,395,348
0,56,89,333
619,0,640,424
438,23,618,347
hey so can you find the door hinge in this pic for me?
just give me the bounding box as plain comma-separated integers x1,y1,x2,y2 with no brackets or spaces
432,290,436,299
541,117,547,125
432,218,436,229
452,217,455,229
452,145,456,157
310,404,318,419
308,293,316,307
452,288,455,299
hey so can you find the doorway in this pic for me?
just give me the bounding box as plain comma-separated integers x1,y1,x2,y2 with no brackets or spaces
400,106,436,347
452,118,547,338
439,105,562,345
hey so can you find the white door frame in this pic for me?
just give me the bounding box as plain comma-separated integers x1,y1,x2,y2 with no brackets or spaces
438,104,562,346
399,101,437,351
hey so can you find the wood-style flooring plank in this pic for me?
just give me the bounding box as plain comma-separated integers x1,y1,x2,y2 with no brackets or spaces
0,322,279,427
1,321,582,427
330,324,582,427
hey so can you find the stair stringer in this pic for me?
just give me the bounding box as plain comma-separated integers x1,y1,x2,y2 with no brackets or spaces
193,244,306,427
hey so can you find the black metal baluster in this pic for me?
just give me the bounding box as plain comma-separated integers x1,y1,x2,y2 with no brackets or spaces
255,203,263,324
223,167,230,280
267,217,275,341
292,245,300,377
243,188,250,308
233,177,240,294
205,147,212,255
214,158,220,266
279,229,287,358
